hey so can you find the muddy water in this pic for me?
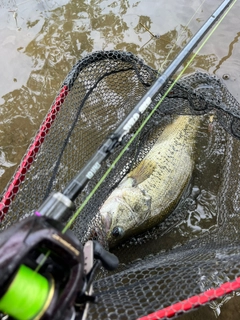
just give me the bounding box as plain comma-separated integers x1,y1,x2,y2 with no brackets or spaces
0,0,240,319
0,0,239,193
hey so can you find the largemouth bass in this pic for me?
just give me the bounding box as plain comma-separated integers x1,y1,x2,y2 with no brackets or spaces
99,115,200,248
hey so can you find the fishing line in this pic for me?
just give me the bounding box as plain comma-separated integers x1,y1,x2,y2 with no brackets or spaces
158,0,207,73
63,0,237,232
2,1,236,316
33,0,237,278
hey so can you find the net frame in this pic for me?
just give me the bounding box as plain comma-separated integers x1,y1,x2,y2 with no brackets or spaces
1,51,240,319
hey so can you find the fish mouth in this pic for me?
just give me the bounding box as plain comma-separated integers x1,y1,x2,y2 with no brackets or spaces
100,210,112,234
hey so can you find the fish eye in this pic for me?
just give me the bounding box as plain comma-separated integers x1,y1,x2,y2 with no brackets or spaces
112,226,124,238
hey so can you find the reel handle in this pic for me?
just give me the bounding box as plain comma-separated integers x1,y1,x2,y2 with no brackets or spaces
93,241,119,271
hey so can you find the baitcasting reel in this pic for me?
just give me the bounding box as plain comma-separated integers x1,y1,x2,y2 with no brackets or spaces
0,214,118,320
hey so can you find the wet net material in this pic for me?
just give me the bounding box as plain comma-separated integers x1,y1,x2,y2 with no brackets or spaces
1,51,240,319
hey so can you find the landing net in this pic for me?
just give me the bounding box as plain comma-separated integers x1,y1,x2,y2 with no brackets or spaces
1,51,240,319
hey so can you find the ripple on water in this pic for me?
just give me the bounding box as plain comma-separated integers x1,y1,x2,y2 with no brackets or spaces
215,57,240,103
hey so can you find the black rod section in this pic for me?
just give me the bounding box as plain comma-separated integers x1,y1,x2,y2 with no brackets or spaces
63,0,234,201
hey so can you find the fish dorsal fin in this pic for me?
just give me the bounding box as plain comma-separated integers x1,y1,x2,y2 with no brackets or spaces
128,159,156,184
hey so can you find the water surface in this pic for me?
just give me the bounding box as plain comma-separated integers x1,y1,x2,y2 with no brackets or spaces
0,0,239,192
0,1,240,318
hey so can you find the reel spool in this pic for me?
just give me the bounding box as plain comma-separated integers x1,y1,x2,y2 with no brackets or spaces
0,215,85,320
0,214,118,320
0,264,54,320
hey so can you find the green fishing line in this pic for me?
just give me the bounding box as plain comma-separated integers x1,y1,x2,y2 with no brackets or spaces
0,265,51,320
63,0,237,232
30,3,237,318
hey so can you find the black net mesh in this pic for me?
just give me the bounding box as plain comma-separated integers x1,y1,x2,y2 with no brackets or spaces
1,50,240,319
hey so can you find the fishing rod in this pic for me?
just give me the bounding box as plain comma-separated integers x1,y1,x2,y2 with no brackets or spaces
0,1,236,320
36,0,235,224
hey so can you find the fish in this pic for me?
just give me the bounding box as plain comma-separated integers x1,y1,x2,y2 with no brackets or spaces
99,115,200,248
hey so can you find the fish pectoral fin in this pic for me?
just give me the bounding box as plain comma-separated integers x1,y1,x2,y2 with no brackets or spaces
128,159,156,184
